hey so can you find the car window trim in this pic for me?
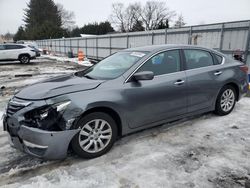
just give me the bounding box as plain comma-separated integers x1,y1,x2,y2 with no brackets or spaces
182,48,224,71
4,44,25,50
211,53,223,65
184,57,225,73
124,48,183,83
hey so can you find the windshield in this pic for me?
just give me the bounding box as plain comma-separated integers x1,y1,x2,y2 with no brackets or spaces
78,51,148,80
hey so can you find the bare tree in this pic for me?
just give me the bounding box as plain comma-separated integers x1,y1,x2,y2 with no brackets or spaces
139,1,176,30
57,3,75,31
125,3,142,31
110,1,175,32
110,2,141,32
174,14,186,28
110,3,126,32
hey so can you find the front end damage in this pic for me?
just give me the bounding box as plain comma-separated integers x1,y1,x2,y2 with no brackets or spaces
3,97,81,160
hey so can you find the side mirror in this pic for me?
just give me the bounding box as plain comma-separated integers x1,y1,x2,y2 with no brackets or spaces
132,71,154,81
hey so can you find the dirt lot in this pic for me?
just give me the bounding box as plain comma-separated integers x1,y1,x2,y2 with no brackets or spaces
0,58,250,188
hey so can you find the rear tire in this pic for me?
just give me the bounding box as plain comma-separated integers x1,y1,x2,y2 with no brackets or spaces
19,55,30,64
214,85,236,116
71,112,117,159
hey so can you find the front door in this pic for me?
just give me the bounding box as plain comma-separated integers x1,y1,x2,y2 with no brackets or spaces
123,50,187,129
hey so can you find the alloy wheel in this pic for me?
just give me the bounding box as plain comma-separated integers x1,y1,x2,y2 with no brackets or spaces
21,56,29,63
78,119,112,153
220,89,235,112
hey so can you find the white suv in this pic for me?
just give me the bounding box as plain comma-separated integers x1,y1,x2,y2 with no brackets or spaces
0,43,36,64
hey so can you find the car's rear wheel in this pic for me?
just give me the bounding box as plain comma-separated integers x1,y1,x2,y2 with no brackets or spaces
71,112,117,159
214,85,236,116
19,55,30,64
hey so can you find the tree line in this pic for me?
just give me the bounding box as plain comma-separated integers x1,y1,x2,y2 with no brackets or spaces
13,0,186,41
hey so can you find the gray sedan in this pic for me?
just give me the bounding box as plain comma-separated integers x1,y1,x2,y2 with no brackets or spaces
3,45,249,160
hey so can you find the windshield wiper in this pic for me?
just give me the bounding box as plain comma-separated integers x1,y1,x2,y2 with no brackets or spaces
83,75,96,80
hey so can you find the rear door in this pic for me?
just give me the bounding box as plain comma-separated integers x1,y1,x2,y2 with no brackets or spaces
5,44,25,59
183,49,223,112
123,49,187,128
0,45,6,60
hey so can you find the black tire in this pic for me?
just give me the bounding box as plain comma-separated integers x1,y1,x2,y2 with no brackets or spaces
214,85,236,116
71,112,117,159
19,55,30,64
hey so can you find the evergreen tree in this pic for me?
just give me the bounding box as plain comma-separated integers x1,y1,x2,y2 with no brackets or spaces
70,27,82,37
156,20,169,30
130,20,145,32
98,21,114,35
13,26,26,41
24,0,64,40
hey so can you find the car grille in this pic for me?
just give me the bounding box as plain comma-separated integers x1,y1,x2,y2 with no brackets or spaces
6,98,31,116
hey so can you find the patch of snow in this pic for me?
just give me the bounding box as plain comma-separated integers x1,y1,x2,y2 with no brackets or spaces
42,55,93,67
1,58,250,188
1,98,250,188
0,110,3,127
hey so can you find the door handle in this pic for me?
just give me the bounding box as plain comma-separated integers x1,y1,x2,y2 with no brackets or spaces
214,71,222,76
174,80,185,85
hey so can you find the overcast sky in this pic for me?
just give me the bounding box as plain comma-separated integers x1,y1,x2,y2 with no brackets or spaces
0,0,250,34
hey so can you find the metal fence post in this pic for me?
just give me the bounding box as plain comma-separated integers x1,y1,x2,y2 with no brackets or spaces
109,36,112,55
165,28,168,44
244,21,250,64
85,38,88,56
96,37,98,60
126,34,129,48
64,39,66,56
58,39,60,55
219,23,225,52
77,38,79,54
188,26,193,44
70,38,72,54
152,32,154,45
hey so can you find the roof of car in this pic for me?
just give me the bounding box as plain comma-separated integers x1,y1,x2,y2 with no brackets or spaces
124,44,216,52
123,44,225,57
1,43,23,45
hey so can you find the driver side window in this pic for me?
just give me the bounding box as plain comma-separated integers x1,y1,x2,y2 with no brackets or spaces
137,50,181,76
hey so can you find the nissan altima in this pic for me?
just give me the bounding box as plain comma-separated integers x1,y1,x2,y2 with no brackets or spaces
2,45,249,160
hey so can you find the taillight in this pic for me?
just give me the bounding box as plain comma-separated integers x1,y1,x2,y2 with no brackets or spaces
240,65,248,74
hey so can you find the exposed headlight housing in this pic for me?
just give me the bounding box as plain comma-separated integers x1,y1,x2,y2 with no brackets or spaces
24,100,71,130
39,101,71,120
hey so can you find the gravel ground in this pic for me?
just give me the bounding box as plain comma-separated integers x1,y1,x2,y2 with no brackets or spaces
0,58,250,188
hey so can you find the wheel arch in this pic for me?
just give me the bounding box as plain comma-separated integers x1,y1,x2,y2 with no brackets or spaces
213,81,240,111
223,82,240,101
18,53,31,59
76,106,123,138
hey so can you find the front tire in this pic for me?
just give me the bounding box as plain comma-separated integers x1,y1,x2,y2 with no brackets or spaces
71,112,117,159
19,55,30,64
214,85,236,116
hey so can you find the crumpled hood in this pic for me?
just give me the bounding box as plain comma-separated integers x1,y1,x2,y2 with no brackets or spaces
16,74,104,100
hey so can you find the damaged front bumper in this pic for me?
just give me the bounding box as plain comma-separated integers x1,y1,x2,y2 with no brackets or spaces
3,115,79,160
3,96,82,160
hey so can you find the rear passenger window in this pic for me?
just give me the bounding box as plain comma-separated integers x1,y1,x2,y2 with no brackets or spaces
137,50,181,76
5,45,25,50
184,50,214,70
213,54,223,65
0,45,5,50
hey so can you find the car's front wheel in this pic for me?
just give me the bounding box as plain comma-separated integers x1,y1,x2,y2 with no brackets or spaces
19,55,30,64
215,85,236,116
71,112,117,159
